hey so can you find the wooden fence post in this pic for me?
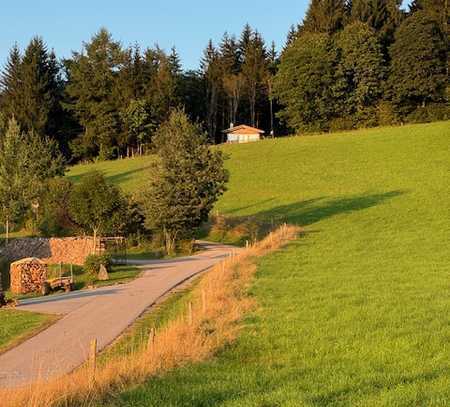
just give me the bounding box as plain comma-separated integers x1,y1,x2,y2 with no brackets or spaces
188,301,193,325
147,328,156,352
89,338,97,384
201,289,207,313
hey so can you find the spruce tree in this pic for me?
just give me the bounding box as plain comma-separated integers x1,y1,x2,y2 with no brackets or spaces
0,44,22,123
220,33,241,74
0,119,28,240
142,109,228,255
0,118,64,240
301,0,347,34
16,37,62,137
65,29,124,159
285,25,300,49
241,30,268,127
220,33,243,126
201,40,221,140
239,24,253,55
145,46,180,124
388,10,447,116
350,0,404,51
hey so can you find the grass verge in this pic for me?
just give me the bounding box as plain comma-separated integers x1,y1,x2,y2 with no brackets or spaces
0,310,57,356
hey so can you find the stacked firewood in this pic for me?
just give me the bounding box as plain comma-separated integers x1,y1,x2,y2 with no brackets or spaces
10,258,48,295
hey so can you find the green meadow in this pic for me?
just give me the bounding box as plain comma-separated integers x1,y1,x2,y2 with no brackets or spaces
73,121,449,405
0,310,55,355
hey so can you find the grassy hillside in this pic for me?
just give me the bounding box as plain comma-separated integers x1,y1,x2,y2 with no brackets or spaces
68,155,155,193
76,121,449,405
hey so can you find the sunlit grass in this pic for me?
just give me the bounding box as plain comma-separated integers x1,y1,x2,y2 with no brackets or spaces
67,155,154,194
106,121,450,406
6,121,448,405
0,310,56,355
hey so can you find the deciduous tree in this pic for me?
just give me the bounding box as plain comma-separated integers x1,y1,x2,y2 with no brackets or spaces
274,33,337,132
69,171,128,250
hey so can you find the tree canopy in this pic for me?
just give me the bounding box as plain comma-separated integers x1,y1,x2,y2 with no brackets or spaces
142,109,228,254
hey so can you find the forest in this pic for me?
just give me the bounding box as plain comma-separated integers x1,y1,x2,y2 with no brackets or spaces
0,0,448,162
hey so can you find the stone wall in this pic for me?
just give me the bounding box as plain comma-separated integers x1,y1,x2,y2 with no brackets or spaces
0,237,98,265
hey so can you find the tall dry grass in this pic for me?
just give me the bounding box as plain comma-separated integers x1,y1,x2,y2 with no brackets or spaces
1,224,299,407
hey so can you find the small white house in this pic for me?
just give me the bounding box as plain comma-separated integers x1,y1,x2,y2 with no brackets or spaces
222,124,264,144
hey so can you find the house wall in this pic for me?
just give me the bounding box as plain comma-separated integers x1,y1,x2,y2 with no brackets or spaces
227,133,260,143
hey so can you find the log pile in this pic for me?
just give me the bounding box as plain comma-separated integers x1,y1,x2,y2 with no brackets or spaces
10,258,48,295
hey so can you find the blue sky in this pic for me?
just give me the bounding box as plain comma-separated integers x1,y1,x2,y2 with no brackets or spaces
1,1,411,71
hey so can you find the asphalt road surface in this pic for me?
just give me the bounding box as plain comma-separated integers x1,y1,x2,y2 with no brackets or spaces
0,242,237,388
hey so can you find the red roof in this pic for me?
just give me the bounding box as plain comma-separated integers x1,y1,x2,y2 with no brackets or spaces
222,124,265,134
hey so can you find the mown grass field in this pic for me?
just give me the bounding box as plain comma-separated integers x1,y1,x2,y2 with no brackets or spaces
78,121,448,405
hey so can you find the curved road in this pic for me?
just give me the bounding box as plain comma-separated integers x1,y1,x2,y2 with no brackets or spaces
0,242,237,388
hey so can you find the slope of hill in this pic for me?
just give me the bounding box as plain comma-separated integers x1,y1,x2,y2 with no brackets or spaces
72,121,450,405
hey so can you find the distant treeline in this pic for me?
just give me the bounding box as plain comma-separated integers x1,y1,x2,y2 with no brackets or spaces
0,0,448,161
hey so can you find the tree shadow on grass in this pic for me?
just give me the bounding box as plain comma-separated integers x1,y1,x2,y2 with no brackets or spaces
68,166,152,187
106,166,153,186
251,190,406,227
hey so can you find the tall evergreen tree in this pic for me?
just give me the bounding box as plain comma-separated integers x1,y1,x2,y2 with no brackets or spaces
266,41,279,135
65,29,124,159
18,37,61,136
241,30,268,127
285,25,300,49
239,24,254,55
301,0,347,34
0,38,62,139
388,10,447,116
350,0,404,51
220,33,243,126
146,46,180,124
0,118,64,240
0,44,22,122
201,40,222,141
178,69,207,124
0,119,28,240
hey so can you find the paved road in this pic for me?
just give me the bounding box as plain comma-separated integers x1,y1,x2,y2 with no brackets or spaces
0,242,237,388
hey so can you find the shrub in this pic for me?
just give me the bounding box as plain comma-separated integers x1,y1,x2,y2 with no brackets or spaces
83,254,112,281
329,117,355,132
406,103,449,123
0,256,9,291
38,178,75,237
206,214,271,246
377,101,399,126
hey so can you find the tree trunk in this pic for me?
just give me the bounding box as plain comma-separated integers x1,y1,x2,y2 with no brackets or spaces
92,228,98,255
270,98,274,137
163,227,177,256
5,218,9,244
250,86,256,126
